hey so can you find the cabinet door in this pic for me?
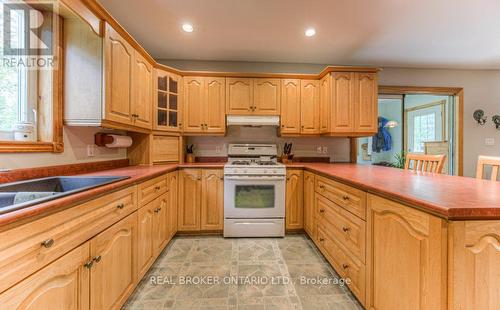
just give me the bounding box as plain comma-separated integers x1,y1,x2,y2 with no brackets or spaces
285,169,304,230
367,194,447,310
183,77,205,133
103,23,133,125
131,51,153,129
280,79,301,134
137,201,155,278
205,77,226,133
303,171,315,238
319,74,330,133
153,193,170,253
155,70,182,132
168,171,178,237
254,78,281,115
178,169,202,231
90,213,137,310
354,73,378,133
201,169,224,231
0,243,90,309
300,80,320,134
330,72,355,133
449,221,500,310
226,78,253,114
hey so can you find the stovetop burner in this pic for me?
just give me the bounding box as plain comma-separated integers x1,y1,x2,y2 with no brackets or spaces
231,160,251,165
257,161,276,166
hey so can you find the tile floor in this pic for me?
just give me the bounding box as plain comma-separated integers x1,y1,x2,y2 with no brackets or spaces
124,235,363,310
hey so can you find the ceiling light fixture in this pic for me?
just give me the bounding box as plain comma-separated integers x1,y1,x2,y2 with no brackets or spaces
305,28,316,37
182,23,194,33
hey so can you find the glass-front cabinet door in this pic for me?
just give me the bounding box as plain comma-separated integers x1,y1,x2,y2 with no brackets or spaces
155,69,182,131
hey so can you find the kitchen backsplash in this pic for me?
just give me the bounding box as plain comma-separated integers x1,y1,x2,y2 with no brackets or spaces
186,126,351,162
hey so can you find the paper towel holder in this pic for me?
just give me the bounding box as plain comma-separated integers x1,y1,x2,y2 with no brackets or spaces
95,132,124,147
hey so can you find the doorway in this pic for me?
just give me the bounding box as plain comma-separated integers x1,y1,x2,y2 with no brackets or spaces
355,87,463,175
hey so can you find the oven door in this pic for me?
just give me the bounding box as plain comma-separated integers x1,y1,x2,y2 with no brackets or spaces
224,175,285,219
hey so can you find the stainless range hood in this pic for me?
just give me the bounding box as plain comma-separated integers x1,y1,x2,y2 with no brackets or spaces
226,115,280,127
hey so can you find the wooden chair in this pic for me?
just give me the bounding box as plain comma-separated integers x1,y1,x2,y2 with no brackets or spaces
404,153,446,173
476,155,500,181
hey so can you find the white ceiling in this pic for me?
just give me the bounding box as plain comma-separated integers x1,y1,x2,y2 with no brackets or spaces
97,0,500,69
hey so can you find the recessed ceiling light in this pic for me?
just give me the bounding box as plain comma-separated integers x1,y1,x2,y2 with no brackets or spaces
305,28,316,37
182,23,194,33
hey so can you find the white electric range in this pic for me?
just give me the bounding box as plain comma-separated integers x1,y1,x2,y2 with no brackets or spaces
223,144,286,237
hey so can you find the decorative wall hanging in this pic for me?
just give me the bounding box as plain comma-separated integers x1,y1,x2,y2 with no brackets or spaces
473,109,487,125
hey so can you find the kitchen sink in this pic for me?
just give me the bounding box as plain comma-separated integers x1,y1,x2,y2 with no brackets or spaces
0,176,130,215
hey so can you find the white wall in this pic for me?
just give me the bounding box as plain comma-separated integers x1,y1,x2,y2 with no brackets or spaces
0,127,127,170
187,126,350,162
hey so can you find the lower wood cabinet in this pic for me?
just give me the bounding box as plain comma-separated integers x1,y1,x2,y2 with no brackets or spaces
168,171,179,238
303,171,315,238
90,212,138,310
366,194,447,310
138,193,170,278
285,169,303,230
178,169,223,232
0,242,91,309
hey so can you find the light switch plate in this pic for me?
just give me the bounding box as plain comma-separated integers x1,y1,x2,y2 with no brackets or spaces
485,138,495,146
87,144,96,157
316,146,322,154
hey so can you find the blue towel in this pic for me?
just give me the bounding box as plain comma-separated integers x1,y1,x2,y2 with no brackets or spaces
372,117,392,153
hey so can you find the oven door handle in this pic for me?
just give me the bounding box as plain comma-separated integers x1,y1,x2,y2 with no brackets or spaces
224,176,285,181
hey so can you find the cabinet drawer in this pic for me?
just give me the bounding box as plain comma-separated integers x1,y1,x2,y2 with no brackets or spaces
316,194,366,263
0,186,137,294
317,226,366,305
315,175,366,220
138,174,167,206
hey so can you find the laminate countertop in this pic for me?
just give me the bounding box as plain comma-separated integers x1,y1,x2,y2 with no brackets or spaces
1,162,499,228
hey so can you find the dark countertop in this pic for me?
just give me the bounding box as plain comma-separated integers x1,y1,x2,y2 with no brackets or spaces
1,162,499,228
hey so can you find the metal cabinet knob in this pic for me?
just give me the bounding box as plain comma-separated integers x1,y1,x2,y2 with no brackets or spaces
116,203,125,209
155,186,161,191
319,209,325,213
319,237,325,242
41,239,54,248
93,255,102,263
84,261,94,269
319,185,325,189
342,264,349,269
342,226,350,232
342,195,350,201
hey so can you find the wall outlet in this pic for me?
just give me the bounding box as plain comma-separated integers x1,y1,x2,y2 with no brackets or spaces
87,144,96,157
215,145,221,154
485,138,495,146
322,146,328,154
316,146,322,154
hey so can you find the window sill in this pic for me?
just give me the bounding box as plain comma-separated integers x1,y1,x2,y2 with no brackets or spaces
0,141,64,153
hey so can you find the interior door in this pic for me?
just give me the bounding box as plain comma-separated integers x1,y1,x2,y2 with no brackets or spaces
205,77,226,133
183,77,204,132
254,78,281,115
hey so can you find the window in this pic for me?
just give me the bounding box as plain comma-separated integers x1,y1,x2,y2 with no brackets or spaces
0,6,37,141
412,113,436,152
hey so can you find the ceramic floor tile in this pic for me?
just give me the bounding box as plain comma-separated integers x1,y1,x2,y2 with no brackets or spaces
124,235,363,310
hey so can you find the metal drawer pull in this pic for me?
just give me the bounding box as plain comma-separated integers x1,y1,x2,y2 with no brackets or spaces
319,209,325,213
116,203,125,209
342,264,349,269
319,185,325,189
92,255,101,263
41,239,54,248
342,226,350,232
155,186,161,191
342,195,350,200
84,261,94,269
154,207,160,213
319,237,325,242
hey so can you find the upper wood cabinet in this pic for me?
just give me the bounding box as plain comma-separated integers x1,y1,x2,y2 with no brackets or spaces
178,169,224,232
131,51,153,129
366,194,447,310
319,74,330,133
0,242,90,309
155,69,182,132
300,80,320,134
280,79,301,134
253,78,281,114
183,77,225,134
285,169,304,230
103,23,134,126
330,72,355,133
200,169,224,231
354,73,378,133
226,78,280,115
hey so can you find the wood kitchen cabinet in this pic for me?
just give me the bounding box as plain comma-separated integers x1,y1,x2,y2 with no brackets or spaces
131,50,153,129
354,72,378,133
253,78,281,115
280,79,301,134
168,171,179,238
285,169,303,230
178,169,224,232
183,76,225,134
155,69,182,131
138,193,169,278
303,171,315,238
226,78,280,115
319,74,330,133
366,194,447,310
201,169,224,230
300,80,320,134
0,242,91,309
90,212,138,310
329,72,355,133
